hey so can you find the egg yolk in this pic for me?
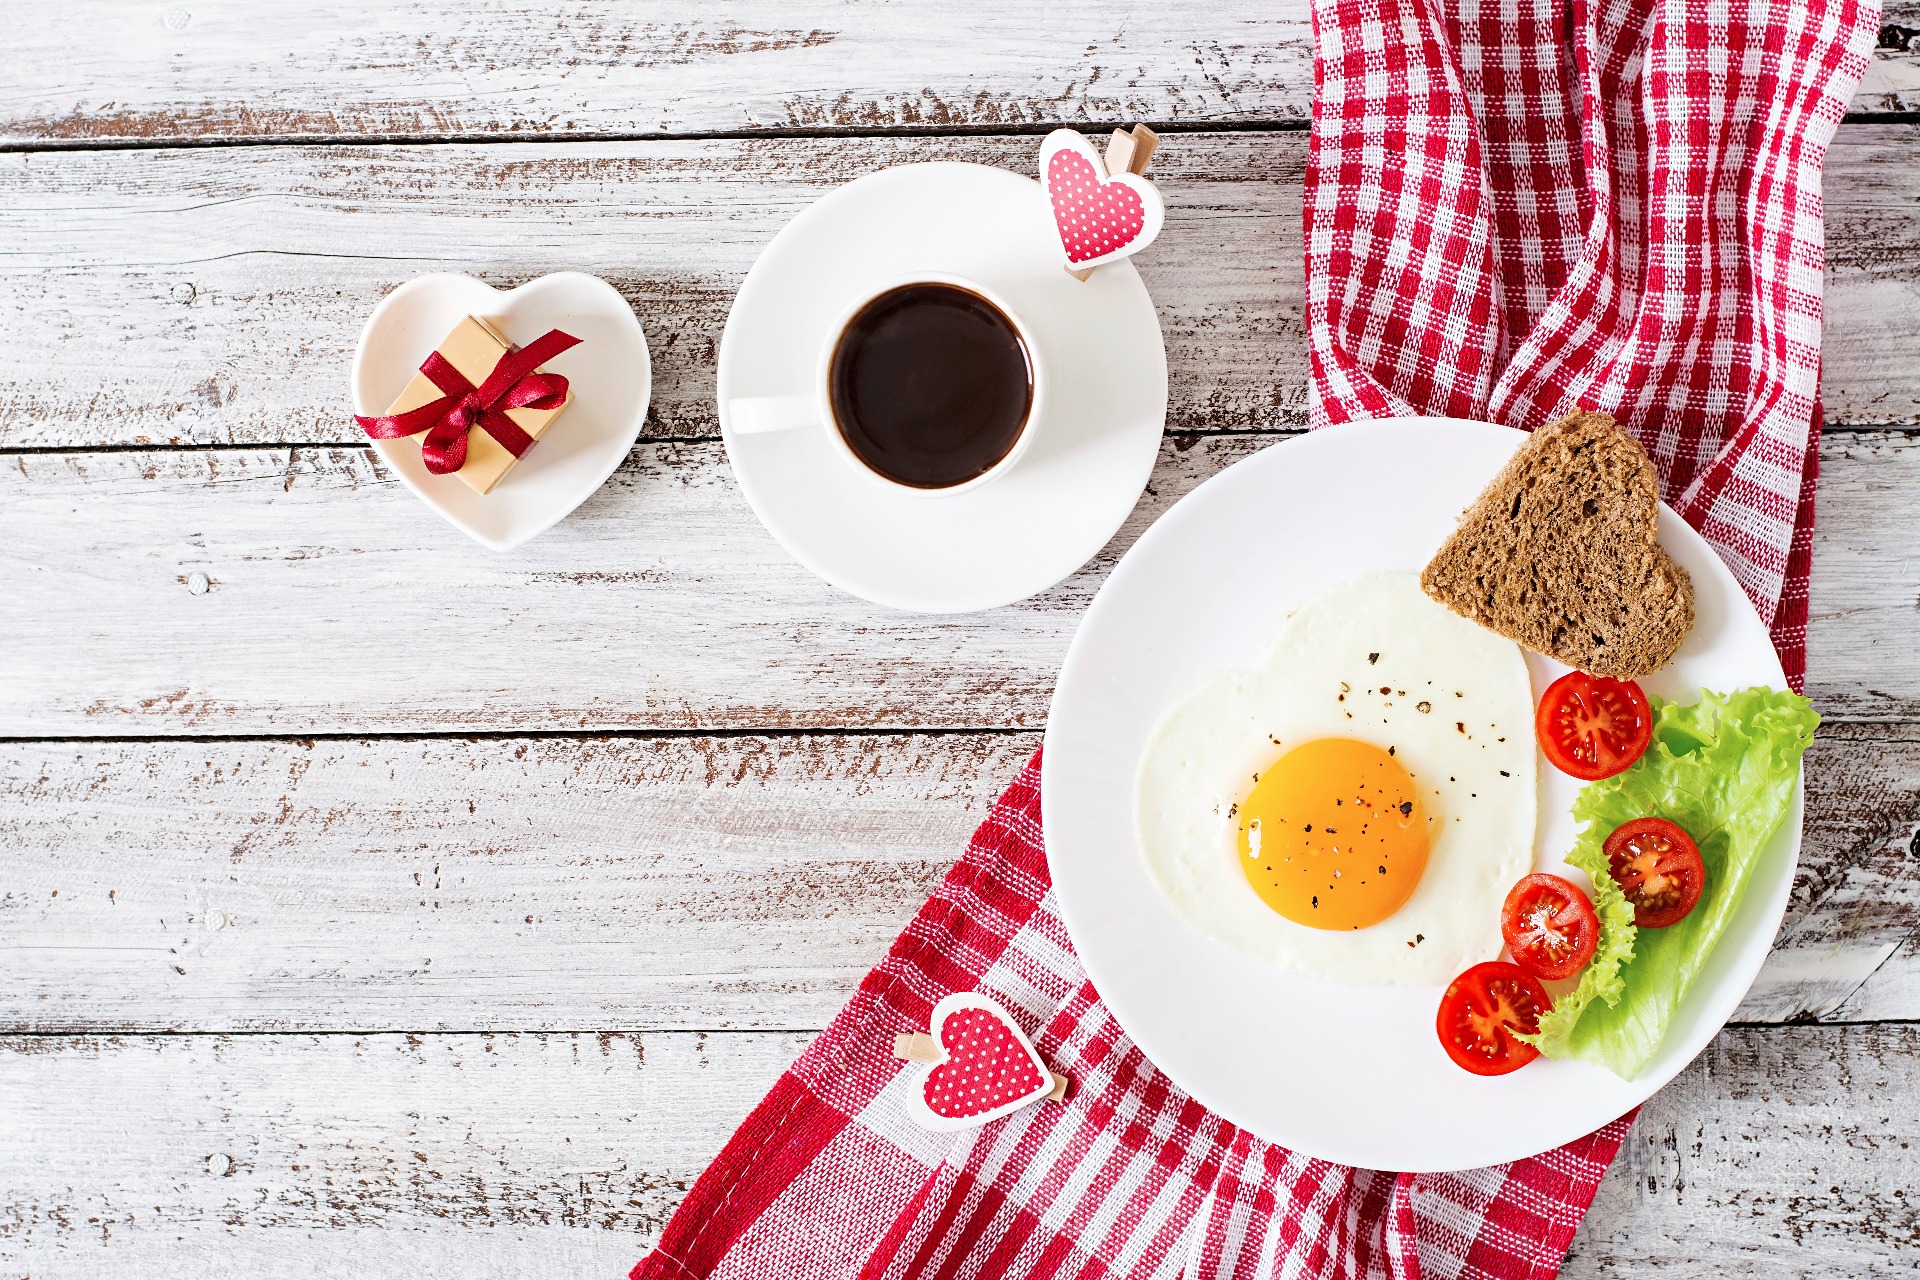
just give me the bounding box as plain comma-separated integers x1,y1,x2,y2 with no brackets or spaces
1238,738,1429,931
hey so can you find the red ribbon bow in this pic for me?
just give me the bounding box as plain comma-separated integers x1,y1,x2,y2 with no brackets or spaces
355,328,581,475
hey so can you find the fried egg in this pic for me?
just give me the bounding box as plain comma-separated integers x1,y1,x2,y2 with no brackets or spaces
1134,572,1535,984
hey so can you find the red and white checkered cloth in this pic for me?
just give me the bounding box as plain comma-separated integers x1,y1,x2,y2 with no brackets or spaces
634,4,1874,1278
1307,0,1876,690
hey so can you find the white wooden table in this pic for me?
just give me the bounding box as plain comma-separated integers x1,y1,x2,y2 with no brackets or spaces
4,6,1919,1275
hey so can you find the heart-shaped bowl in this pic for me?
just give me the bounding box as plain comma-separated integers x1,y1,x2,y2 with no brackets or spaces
350,272,651,551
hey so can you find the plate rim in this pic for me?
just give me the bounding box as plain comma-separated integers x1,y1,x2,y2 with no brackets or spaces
1041,415,1801,1171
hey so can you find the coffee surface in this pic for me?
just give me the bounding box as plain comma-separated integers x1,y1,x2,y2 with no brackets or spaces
829,283,1033,489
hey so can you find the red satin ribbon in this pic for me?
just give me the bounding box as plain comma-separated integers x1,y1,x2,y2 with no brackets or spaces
355,328,581,475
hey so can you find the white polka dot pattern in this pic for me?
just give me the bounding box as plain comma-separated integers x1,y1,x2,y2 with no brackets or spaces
922,1007,1048,1119
1046,150,1148,264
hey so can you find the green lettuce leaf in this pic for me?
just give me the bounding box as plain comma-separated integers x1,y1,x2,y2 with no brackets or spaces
1526,687,1818,1079
1523,840,1637,1056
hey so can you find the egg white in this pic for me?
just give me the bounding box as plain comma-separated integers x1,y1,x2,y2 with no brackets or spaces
1134,572,1536,985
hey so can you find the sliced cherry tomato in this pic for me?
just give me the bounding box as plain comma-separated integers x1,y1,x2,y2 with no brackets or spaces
1535,672,1653,780
1604,817,1706,928
1500,873,1601,980
1436,961,1551,1076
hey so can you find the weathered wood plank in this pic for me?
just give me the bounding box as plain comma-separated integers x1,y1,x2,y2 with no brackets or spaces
1,724,1907,1034
0,435,1203,738
1562,1024,1920,1276
1860,10,1920,113
0,434,1913,738
3,128,1918,450
1740,724,1920,1022
0,733,1038,1033
0,1030,804,1275
1833,927,1920,1022
0,1,1318,145
2,2,1912,146
1802,433,1920,720
1,1025,1915,1276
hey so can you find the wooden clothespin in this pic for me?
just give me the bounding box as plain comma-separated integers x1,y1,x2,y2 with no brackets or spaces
1039,125,1166,283
894,1031,1069,1100
1064,125,1161,281
1105,121,1159,175
893,1030,940,1061
892,994,1071,1130
1105,123,1160,179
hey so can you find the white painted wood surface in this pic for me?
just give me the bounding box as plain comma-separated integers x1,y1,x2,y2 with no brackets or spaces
0,734,1039,1031
0,132,1308,448
0,1030,807,1277
0,0,1320,144
4,5,1918,1276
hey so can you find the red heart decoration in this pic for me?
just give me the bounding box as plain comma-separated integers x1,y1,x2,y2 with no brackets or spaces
922,1006,1049,1120
1046,148,1149,265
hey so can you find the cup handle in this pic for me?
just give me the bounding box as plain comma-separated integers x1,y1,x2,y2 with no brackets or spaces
728,393,820,436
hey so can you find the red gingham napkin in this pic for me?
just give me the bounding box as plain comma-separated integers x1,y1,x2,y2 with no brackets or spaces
635,4,1874,1277
1307,0,1876,690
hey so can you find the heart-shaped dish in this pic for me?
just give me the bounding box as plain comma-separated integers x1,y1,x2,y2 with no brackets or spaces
351,272,651,551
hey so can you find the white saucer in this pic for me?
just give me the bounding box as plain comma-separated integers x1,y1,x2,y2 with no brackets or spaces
717,163,1168,613
1043,419,1799,1172
351,272,652,552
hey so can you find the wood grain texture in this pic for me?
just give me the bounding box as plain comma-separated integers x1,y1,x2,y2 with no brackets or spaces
0,1029,803,1276
1862,8,1920,113
1834,924,1920,1021
3,1025,1917,1277
0,725,1906,1033
1,1,1307,146
2,1,1913,146
4,127,1920,451
1741,724,1920,1022
1,434,1915,738
0,436,1202,738
1562,1023,1920,1276
0,734,1038,1032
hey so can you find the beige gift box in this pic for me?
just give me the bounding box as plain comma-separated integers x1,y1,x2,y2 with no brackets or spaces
380,315,575,495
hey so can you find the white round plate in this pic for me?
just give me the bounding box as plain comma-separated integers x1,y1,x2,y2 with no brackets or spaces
1042,418,1800,1172
352,272,652,552
717,162,1168,613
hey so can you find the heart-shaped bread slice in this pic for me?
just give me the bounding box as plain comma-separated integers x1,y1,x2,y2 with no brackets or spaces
1420,409,1694,679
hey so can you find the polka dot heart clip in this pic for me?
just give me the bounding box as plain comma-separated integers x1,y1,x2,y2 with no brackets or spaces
1040,124,1165,281
892,992,1070,1131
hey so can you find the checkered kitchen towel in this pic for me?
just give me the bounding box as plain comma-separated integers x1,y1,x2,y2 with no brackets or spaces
634,4,1873,1278
1307,0,1876,691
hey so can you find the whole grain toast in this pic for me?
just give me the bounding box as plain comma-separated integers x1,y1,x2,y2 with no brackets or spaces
1419,409,1694,679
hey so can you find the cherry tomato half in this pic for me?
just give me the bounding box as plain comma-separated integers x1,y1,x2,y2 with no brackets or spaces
1535,672,1653,780
1604,817,1706,928
1500,873,1601,980
1436,961,1551,1076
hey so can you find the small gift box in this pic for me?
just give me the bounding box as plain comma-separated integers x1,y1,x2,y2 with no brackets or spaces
356,315,581,495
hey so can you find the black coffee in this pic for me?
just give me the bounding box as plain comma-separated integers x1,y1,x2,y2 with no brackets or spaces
828,282,1033,489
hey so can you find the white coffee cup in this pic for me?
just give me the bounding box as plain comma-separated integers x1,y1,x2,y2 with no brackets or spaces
726,272,1045,498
